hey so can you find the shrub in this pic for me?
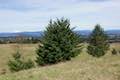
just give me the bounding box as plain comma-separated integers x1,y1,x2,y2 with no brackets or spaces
36,18,82,66
112,49,117,55
87,24,109,57
8,51,34,72
119,50,120,54
23,59,35,69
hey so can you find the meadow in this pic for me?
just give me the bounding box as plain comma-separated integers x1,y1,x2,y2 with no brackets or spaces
0,43,120,80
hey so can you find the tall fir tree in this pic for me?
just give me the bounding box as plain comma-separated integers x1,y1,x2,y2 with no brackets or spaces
36,18,82,66
87,24,109,57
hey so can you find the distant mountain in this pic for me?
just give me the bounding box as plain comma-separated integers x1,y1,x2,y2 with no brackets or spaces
106,30,120,35
75,30,91,36
0,30,119,38
0,31,43,37
76,30,120,36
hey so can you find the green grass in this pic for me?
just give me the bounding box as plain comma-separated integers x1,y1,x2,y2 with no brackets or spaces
0,43,120,80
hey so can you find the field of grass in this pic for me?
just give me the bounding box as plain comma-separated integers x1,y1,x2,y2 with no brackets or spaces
0,44,38,73
0,43,120,80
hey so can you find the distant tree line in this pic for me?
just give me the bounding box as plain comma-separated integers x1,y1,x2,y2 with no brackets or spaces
80,33,120,43
0,36,41,44
0,34,120,44
108,35,120,43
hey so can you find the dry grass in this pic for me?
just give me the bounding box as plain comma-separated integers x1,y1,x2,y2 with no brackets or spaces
0,43,120,80
0,44,38,73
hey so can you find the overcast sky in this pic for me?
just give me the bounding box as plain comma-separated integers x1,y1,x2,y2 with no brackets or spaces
0,0,120,32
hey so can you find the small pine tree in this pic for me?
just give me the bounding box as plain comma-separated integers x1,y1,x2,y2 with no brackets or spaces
8,51,34,72
36,18,82,66
87,24,109,57
8,51,24,72
13,51,21,60
112,49,117,55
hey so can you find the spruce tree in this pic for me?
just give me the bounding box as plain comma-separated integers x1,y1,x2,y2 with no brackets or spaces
8,51,34,72
87,24,109,57
36,18,82,66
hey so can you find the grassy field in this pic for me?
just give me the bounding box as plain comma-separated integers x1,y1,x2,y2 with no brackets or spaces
0,44,38,73
0,43,120,80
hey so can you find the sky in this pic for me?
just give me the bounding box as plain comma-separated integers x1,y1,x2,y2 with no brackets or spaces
0,0,120,32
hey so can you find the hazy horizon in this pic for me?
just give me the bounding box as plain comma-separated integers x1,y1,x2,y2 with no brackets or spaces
0,29,120,33
0,0,120,32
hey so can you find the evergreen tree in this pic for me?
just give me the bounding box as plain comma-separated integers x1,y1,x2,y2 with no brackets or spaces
8,51,34,72
87,24,109,57
36,18,82,66
112,48,117,55
8,51,24,72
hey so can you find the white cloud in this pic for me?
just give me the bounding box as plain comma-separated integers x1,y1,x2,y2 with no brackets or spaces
0,0,120,32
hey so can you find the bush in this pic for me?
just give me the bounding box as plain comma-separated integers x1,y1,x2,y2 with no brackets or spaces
36,18,82,66
87,45,106,57
112,49,117,55
87,24,109,57
119,50,120,54
23,59,35,69
8,51,34,72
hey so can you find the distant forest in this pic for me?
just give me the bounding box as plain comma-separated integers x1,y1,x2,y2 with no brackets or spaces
0,30,120,44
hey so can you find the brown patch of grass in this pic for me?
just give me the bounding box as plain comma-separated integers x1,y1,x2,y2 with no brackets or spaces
0,43,119,80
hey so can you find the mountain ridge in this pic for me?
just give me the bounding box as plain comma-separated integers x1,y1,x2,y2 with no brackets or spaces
0,30,119,37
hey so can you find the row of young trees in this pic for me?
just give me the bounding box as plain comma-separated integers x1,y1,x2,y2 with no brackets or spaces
8,18,110,72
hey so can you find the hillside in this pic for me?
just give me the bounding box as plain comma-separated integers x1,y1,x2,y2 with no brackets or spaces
0,43,120,80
